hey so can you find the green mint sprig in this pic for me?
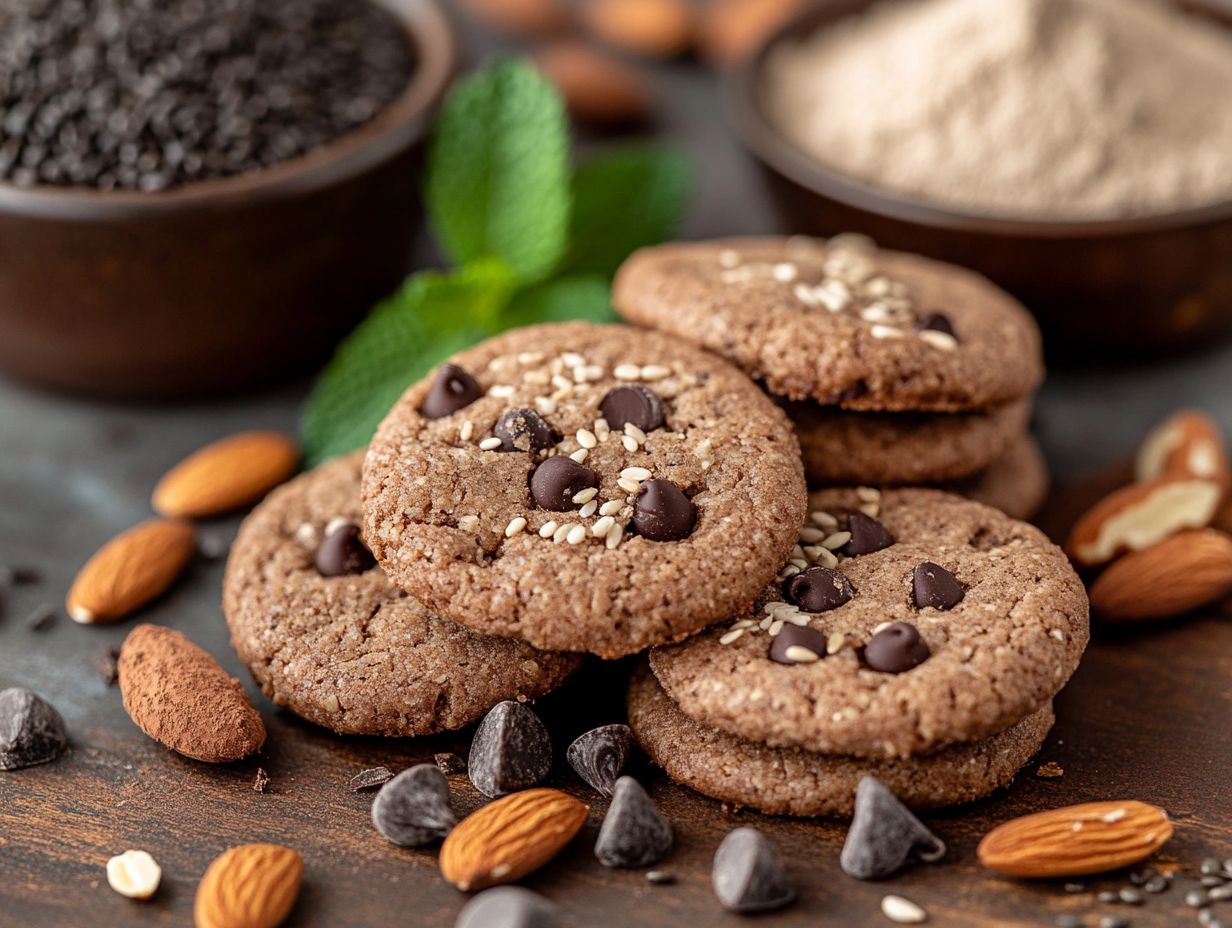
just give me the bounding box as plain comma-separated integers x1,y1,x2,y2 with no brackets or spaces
301,59,690,466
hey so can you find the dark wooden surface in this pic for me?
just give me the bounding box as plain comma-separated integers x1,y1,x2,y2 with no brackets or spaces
3,15,1232,928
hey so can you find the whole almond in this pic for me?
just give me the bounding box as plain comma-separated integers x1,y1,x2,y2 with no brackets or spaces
535,41,651,125
1066,476,1221,568
119,624,266,763
978,801,1172,878
1089,529,1232,621
698,0,805,65
459,0,571,37
440,788,588,892
66,518,195,624
581,0,694,58
194,844,302,928
1136,409,1229,487
153,431,298,519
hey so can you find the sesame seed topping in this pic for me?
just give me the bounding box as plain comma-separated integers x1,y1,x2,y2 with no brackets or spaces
294,523,317,546
614,363,641,381
551,374,573,391
811,511,838,528
780,564,801,578
827,631,846,655
579,500,598,518
640,364,671,381
594,417,610,436
517,351,544,364
784,644,820,663
572,487,599,504
815,548,839,568
617,477,641,493
599,500,623,516
535,396,556,414
872,621,893,635
822,531,851,550
478,437,502,451
592,516,615,536
566,524,586,545
799,527,825,543
539,520,559,538
789,557,809,570
621,466,652,481
605,523,624,549
552,524,571,543
871,324,905,339
489,384,515,398
504,517,527,537
718,249,740,268
719,628,744,645
459,420,474,442
1050,629,1065,641
856,486,881,502
621,434,639,452
561,352,586,368
731,619,757,630
772,262,797,281
570,448,589,463
920,329,958,351
859,502,880,517
624,423,647,443
524,370,550,385
577,429,597,449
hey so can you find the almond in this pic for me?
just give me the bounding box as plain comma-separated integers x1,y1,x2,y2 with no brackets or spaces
152,431,298,519
194,844,302,928
1088,529,1232,621
581,0,694,59
1135,409,1229,487
119,624,266,763
1066,476,1221,568
534,41,651,125
458,0,572,37
978,801,1172,878
698,0,805,65
66,518,195,624
439,788,588,892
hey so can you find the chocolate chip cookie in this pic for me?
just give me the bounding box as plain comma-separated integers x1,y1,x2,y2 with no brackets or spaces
649,488,1087,758
224,452,582,736
362,322,808,658
614,236,1043,412
628,665,1054,817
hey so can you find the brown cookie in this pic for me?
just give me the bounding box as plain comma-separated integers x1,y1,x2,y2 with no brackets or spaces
223,452,582,736
362,322,808,659
943,433,1049,520
629,664,1054,817
649,488,1087,758
789,397,1032,485
614,236,1043,412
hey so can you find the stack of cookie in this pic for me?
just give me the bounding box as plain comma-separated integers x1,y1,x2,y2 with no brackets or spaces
628,487,1089,816
613,235,1048,518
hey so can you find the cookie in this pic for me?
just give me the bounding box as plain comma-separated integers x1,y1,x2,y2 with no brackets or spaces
362,322,808,659
943,434,1048,521
223,452,582,736
614,236,1043,412
629,665,1054,817
789,397,1031,485
649,488,1087,758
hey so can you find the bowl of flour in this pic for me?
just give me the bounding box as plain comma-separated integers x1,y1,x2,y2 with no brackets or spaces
729,0,1232,356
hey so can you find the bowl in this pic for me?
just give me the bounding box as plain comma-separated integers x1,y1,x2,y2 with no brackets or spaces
726,0,1232,359
0,0,457,399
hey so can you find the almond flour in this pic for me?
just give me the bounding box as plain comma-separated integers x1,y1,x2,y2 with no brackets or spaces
764,0,1232,220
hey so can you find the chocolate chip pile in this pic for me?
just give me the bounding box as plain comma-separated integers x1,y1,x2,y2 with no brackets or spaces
0,0,415,191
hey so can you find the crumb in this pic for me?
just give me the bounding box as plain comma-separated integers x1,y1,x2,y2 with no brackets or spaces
1036,761,1064,778
434,752,466,775
253,768,270,793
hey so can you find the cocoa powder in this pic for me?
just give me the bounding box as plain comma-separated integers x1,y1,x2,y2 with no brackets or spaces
118,624,265,763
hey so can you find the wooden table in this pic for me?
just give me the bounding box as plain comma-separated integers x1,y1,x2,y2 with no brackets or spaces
2,20,1231,928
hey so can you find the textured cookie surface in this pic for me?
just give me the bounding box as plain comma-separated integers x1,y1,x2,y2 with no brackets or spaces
224,453,581,736
363,322,807,658
650,488,1087,758
629,665,1054,817
614,236,1042,411
789,397,1031,485
943,434,1048,521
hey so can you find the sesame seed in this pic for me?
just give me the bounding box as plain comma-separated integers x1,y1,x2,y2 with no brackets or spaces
1050,629,1065,641
641,364,671,381
579,500,598,518
780,565,800,579
871,324,904,339
718,249,740,268
478,437,502,451
792,544,806,560
614,363,641,381
920,330,958,351
294,523,317,547
624,423,647,443
865,276,890,297
719,629,744,645
621,466,652,481
535,396,556,414
566,524,586,545
872,621,893,635
572,487,599,504
570,448,589,463
617,477,641,494
489,384,515,398
622,435,639,452
759,615,774,630
552,524,571,543
577,429,597,449
592,516,615,537
794,284,819,307
856,487,881,502
551,374,573,391
525,370,551,385
324,516,350,537
789,558,809,570
784,644,820,663
600,500,623,516
861,303,893,322
815,549,839,568
458,515,480,531
799,527,825,543
859,502,880,516
561,352,586,368
768,620,785,636
605,523,624,549
811,511,838,528
579,364,604,381
459,420,474,442
731,619,757,630
594,417,610,436
501,517,527,539
772,262,797,282
827,631,845,654
802,545,824,560
822,531,851,550
539,520,559,538
517,351,543,364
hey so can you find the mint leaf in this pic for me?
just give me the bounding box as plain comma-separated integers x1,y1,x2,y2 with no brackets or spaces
562,145,690,278
427,60,571,284
502,275,618,328
301,263,513,466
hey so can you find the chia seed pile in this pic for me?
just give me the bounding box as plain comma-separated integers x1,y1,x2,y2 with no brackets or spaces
0,0,416,191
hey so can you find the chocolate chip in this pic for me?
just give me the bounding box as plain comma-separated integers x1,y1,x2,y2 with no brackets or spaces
530,457,599,511
595,776,673,868
468,700,552,798
435,752,466,776
784,566,853,613
456,887,561,928
840,776,946,879
600,386,664,433
97,646,120,686
349,766,394,792
916,312,956,338
567,724,632,797
314,523,376,577
0,687,68,770
912,562,964,610
495,408,560,454
371,764,457,847
421,363,483,419
768,625,829,665
632,480,696,542
712,827,795,913
864,622,930,673
839,512,894,557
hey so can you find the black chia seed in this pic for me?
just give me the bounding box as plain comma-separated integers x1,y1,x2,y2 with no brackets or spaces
0,0,416,191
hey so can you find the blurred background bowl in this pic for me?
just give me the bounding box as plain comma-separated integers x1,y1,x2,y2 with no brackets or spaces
727,0,1232,360
0,0,456,400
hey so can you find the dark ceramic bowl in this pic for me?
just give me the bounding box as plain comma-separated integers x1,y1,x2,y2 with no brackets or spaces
727,0,1232,358
0,0,456,399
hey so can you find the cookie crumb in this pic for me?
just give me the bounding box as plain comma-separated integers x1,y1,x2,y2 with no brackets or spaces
434,752,466,776
24,603,55,632
96,646,120,685
1037,761,1065,778
253,767,270,793
349,766,394,792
